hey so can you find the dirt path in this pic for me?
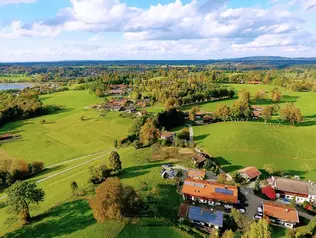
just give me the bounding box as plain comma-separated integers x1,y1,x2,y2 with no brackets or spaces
0,149,114,201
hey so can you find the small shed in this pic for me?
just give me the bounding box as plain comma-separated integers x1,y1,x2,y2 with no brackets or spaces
161,131,174,141
192,153,207,167
238,166,261,181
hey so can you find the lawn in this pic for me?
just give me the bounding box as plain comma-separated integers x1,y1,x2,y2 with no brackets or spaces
0,90,134,165
192,84,316,180
0,146,186,238
194,121,316,180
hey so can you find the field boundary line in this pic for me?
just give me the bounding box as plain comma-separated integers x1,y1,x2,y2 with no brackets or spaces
0,149,114,201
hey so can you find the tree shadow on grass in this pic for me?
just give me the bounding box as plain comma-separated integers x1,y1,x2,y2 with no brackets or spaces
214,157,231,166
4,199,96,238
194,133,210,141
298,114,316,127
252,95,300,106
120,163,164,180
223,165,243,173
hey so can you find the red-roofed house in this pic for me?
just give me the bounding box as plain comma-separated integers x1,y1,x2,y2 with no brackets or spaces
238,167,262,182
187,169,206,180
262,201,299,229
182,178,239,204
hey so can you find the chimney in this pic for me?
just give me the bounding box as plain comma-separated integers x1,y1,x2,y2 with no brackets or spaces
285,209,289,213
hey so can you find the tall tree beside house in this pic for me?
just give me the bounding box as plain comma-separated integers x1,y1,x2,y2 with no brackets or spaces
89,178,142,222
230,100,253,121
262,106,275,124
189,106,200,121
271,87,282,103
109,151,122,171
280,103,303,126
244,219,271,238
230,208,248,233
139,118,160,146
215,104,230,122
6,181,45,224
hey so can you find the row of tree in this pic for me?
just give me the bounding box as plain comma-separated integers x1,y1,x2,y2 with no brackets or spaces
0,159,44,189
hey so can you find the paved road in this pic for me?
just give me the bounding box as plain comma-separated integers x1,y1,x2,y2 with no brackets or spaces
0,149,114,201
187,124,194,144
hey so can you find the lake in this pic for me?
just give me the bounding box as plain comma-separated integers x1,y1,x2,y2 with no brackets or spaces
0,83,34,91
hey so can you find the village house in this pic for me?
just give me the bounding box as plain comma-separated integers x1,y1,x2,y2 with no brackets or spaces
178,203,224,229
182,178,239,204
238,167,261,182
188,169,206,180
268,176,316,204
261,201,299,229
252,106,264,120
195,112,205,120
203,115,212,124
191,153,208,167
160,131,175,141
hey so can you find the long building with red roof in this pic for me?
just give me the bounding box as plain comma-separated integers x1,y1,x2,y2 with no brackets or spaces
182,178,238,204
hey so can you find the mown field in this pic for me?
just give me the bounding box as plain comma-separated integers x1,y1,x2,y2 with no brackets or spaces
0,90,133,165
193,84,316,180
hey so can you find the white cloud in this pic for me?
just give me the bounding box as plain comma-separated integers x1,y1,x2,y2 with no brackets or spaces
89,34,105,41
0,0,36,4
0,21,61,39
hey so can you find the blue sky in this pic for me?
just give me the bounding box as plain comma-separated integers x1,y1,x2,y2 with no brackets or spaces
0,0,315,62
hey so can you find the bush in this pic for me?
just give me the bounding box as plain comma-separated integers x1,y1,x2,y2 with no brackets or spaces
133,140,142,149
29,161,44,175
89,165,111,184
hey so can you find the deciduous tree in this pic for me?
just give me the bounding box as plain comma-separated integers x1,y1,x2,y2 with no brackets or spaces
244,219,271,238
89,178,142,222
262,106,274,124
109,151,122,171
215,104,230,122
6,181,45,224
280,103,303,126
271,88,282,102
139,118,160,146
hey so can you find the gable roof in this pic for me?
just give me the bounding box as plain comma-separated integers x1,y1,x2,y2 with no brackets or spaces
238,167,262,179
178,203,223,227
161,131,174,138
188,169,206,179
188,206,224,227
273,177,309,196
263,201,299,223
182,178,238,204
192,153,207,164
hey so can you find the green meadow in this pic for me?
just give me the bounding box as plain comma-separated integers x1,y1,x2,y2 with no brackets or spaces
193,84,316,180
0,147,188,238
0,90,133,165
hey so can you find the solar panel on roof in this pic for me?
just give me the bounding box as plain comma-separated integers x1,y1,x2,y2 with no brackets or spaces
215,188,233,195
195,183,205,188
184,181,194,186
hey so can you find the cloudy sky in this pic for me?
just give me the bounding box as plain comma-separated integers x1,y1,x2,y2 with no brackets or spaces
0,0,316,62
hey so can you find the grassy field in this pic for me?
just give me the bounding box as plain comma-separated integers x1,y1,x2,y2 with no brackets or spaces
0,90,134,165
0,75,33,82
193,84,316,180
1,147,187,238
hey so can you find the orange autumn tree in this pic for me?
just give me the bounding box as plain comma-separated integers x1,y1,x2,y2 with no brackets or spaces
89,178,142,222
